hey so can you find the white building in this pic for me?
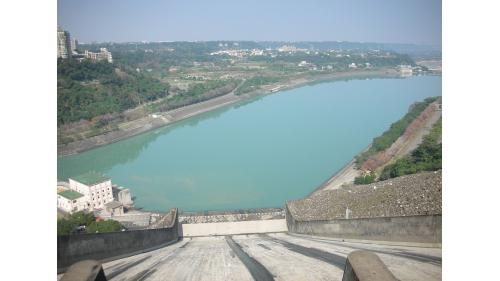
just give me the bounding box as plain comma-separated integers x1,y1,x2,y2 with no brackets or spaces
84,48,113,63
69,172,114,210
57,189,87,214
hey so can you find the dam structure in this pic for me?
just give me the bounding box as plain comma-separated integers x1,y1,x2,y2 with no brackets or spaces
58,171,442,281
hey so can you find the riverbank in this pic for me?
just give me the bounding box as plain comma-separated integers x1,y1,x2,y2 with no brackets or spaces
57,68,400,156
316,98,442,193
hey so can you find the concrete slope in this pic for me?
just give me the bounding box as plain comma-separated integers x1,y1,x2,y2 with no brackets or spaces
97,233,441,281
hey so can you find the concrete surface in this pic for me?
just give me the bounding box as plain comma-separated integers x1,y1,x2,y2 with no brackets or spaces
286,212,442,244
180,219,287,237
88,232,441,281
60,260,107,281
342,251,397,281
58,209,178,271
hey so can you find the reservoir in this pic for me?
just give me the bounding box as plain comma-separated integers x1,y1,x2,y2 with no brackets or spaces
58,75,442,212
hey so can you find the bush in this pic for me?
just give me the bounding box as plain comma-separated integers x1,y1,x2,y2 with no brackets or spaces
86,220,123,233
354,173,376,185
57,211,123,235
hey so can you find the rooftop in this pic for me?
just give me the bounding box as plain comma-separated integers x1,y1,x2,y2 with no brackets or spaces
59,189,84,200
105,201,123,209
70,171,110,186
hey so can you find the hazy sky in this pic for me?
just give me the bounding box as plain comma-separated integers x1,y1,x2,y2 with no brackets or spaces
58,0,441,46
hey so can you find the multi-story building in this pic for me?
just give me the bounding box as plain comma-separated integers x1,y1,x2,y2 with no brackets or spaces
57,189,87,214
70,38,78,54
57,26,72,59
84,48,113,63
69,171,114,210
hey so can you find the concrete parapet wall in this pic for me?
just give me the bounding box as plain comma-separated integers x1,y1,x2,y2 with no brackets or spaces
180,219,288,237
286,205,441,243
342,251,397,281
57,209,179,272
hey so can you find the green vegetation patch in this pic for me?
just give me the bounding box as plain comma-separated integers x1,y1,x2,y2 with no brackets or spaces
355,96,439,167
58,60,170,125
71,171,109,186
379,118,441,180
354,173,376,185
86,220,123,234
154,79,239,112
235,76,283,95
57,211,123,235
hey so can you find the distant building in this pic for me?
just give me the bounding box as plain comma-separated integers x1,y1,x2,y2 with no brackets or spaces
84,48,113,63
57,189,86,214
399,65,413,76
298,60,308,67
70,38,78,54
348,62,357,68
69,171,114,210
57,26,72,59
278,45,300,52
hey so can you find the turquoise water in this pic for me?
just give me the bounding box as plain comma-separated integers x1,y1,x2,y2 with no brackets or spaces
58,75,442,212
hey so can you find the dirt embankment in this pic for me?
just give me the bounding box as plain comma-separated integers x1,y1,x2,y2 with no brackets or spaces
58,69,399,156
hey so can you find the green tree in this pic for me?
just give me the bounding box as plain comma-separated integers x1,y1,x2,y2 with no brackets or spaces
86,220,123,233
57,218,76,235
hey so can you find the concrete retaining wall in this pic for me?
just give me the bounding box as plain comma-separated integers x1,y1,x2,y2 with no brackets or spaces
286,205,441,243
180,219,287,237
57,209,179,272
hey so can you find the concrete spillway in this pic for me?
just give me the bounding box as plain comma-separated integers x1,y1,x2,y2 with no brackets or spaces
98,233,441,281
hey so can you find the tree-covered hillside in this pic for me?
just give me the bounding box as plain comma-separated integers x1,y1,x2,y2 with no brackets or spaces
57,59,169,125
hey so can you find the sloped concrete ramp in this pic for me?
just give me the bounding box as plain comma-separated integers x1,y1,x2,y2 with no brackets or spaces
99,233,441,281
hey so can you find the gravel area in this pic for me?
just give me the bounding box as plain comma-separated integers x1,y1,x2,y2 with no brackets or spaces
288,170,442,221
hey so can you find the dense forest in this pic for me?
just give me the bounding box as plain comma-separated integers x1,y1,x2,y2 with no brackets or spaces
57,59,169,125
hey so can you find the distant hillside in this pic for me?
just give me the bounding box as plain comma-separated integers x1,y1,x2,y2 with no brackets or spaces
57,60,169,125
256,41,441,59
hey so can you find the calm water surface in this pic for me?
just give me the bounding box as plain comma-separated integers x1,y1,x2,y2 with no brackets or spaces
58,75,442,212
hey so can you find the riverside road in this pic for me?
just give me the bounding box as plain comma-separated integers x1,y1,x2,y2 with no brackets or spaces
97,233,441,281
